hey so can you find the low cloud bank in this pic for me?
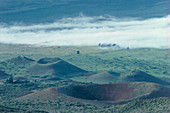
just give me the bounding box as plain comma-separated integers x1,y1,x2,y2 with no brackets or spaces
0,15,170,48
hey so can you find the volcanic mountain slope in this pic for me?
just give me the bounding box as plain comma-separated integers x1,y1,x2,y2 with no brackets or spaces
74,71,120,84
15,87,59,101
16,82,170,104
72,70,169,85
27,58,87,77
120,70,170,85
0,70,11,79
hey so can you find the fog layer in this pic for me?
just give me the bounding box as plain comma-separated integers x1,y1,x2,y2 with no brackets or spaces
0,15,169,48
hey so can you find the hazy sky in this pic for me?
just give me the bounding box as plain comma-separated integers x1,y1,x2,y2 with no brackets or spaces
0,15,170,48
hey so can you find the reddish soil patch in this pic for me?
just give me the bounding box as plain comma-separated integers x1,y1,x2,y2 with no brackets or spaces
57,82,165,102
18,87,60,101
16,82,170,104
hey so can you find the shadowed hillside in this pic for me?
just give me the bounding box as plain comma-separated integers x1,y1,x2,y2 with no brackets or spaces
121,70,170,85
28,58,87,77
0,70,11,79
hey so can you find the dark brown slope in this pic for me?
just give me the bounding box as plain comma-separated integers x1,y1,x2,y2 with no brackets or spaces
15,87,59,101
28,58,87,77
58,82,170,103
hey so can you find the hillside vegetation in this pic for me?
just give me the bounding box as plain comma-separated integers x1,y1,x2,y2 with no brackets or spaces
0,44,169,112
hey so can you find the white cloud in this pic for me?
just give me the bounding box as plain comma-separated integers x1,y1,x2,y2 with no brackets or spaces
0,15,170,48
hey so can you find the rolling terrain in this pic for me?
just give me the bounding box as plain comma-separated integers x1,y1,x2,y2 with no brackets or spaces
0,56,87,79
0,0,169,112
72,70,170,85
14,82,170,104
0,44,169,112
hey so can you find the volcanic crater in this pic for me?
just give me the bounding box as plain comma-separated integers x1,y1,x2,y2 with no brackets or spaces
37,58,61,64
57,82,169,103
16,82,170,104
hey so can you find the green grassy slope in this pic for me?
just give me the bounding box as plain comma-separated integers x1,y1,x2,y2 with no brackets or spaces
72,70,170,85
0,44,169,82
